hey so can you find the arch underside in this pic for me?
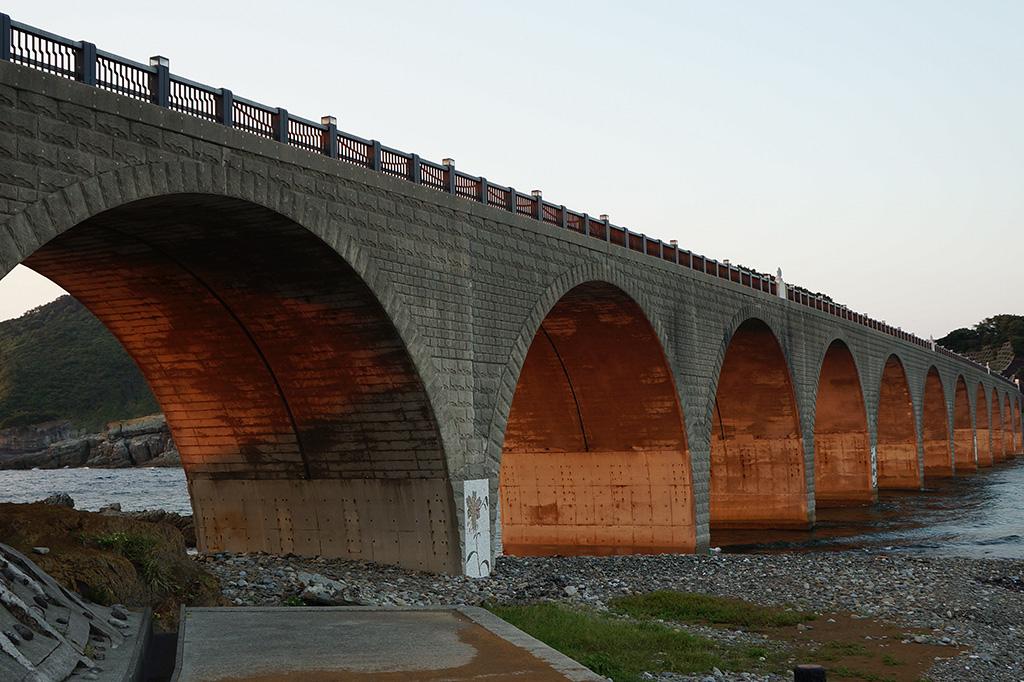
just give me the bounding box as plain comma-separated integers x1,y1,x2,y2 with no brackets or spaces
953,378,975,472
711,320,807,528
922,369,952,477
976,386,992,467
876,357,919,489
814,341,872,505
24,195,458,573
995,392,1008,461
499,282,694,556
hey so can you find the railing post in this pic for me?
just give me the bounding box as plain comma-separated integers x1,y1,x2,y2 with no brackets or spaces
410,153,422,184
583,213,591,237
321,116,338,158
370,141,382,171
77,41,96,85
506,187,516,213
560,205,568,229
275,108,289,143
218,88,233,127
0,14,11,62
600,214,611,242
445,159,456,194
478,177,488,203
149,55,170,107
531,190,543,220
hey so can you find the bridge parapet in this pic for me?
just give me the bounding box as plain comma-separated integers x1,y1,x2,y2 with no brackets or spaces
0,11,1011,387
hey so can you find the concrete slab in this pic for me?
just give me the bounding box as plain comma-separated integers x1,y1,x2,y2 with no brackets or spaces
171,606,602,681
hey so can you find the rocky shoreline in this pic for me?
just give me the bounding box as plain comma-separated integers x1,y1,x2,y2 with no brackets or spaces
0,414,179,469
197,550,1024,681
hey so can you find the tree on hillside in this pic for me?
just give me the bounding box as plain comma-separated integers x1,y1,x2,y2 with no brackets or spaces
938,315,1024,356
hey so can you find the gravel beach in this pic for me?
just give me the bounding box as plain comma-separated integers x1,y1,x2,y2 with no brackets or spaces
197,550,1024,681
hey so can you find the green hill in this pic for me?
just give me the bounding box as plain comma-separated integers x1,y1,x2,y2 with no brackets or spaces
938,315,1024,383
0,295,158,430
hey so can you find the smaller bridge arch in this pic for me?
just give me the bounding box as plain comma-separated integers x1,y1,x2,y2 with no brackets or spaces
1015,398,1023,455
876,355,920,489
498,281,695,557
991,388,1005,462
710,318,807,530
922,367,952,477
952,376,975,472
813,339,872,505
1000,391,1012,460
975,384,992,467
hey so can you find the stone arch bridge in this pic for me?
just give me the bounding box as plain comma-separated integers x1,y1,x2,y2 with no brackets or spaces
0,16,1020,575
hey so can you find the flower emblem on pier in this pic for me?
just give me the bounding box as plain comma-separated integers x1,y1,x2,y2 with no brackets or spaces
466,489,483,534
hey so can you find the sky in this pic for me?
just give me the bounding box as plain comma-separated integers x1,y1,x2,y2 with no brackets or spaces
0,0,1020,338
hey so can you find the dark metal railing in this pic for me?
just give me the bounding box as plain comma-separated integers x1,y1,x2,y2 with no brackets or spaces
0,13,1012,387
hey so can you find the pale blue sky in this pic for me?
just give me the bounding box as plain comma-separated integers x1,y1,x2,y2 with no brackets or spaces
1,1,1020,338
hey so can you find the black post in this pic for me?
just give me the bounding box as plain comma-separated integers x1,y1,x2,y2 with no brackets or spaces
794,664,826,681
446,160,456,194
560,205,567,229
583,213,591,237
532,193,543,220
603,216,611,242
321,116,338,158
218,88,233,127
275,108,289,144
409,154,421,183
0,14,11,62
149,56,170,107
77,41,96,85
506,187,516,213
370,141,381,171
478,177,488,203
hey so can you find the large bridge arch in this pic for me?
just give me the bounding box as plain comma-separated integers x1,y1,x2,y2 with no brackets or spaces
813,339,872,505
709,318,807,530
496,280,694,556
876,354,920,489
4,164,466,573
952,376,975,472
922,367,952,477
975,384,992,467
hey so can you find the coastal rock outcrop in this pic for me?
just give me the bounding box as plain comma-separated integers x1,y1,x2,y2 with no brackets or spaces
0,415,178,470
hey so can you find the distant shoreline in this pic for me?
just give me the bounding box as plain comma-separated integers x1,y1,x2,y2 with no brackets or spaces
0,414,180,470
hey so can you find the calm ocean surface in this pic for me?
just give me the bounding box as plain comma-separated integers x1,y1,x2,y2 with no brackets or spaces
1,462,1023,559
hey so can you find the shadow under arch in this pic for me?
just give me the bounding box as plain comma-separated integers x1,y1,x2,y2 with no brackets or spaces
922,367,952,478
952,376,975,473
813,339,872,505
710,318,807,531
975,384,992,467
20,193,460,573
498,281,694,556
876,355,919,489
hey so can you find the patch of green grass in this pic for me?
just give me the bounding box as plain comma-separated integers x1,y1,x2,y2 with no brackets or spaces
610,590,815,629
488,602,781,682
87,531,172,592
282,596,304,607
831,667,896,682
814,640,870,661
882,653,903,666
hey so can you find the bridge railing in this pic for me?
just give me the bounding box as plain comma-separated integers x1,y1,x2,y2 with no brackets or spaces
0,14,1013,388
